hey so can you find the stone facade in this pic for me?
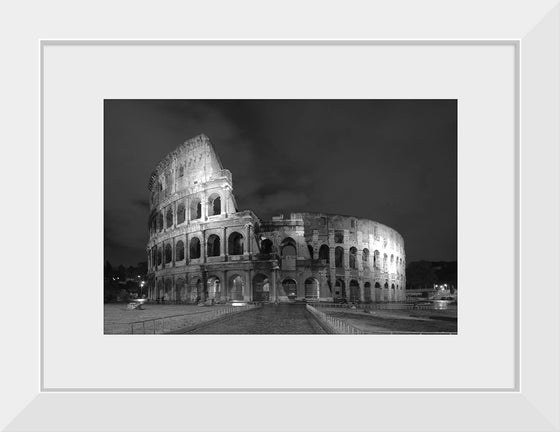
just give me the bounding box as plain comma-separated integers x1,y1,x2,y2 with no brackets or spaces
146,134,406,303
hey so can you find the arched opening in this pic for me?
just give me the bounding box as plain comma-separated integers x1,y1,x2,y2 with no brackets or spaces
384,282,389,301
175,240,185,261
164,244,172,264
334,279,346,300
228,275,244,301
281,278,297,299
207,234,221,257
349,280,360,303
374,250,380,268
189,237,201,259
319,244,330,263
281,238,297,257
191,199,201,220
364,282,372,303
307,244,314,259
207,276,221,301
228,232,244,255
252,273,270,302
157,247,162,266
177,203,186,224
157,212,163,232
261,238,273,254
209,194,221,216
166,208,173,228
349,247,357,269
304,278,319,299
335,247,344,268
164,279,172,301
383,254,388,272
176,278,185,302
157,279,164,299
362,249,370,268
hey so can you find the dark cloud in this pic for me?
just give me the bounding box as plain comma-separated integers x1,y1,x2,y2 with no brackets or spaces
104,100,457,266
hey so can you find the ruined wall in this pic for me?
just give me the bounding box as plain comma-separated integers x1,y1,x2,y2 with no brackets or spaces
146,134,406,304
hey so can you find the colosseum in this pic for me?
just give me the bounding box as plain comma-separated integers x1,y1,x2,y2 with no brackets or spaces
146,134,406,304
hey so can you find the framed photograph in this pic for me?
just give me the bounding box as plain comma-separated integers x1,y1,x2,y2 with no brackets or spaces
2,1,559,431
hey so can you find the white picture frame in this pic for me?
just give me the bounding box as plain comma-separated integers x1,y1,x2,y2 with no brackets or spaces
2,1,559,430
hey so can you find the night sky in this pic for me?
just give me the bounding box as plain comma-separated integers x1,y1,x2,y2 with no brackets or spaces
104,100,457,267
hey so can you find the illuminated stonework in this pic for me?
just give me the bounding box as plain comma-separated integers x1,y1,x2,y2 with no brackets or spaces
146,134,406,303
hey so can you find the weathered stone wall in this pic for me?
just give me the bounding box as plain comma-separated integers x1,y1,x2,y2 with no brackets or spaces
146,134,406,304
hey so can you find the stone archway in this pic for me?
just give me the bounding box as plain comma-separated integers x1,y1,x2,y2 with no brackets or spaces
252,273,270,302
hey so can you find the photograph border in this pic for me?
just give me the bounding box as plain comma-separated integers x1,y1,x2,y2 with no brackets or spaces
3,1,559,429
43,40,515,394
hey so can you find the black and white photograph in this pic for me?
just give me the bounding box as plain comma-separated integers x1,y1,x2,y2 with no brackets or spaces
104,99,457,335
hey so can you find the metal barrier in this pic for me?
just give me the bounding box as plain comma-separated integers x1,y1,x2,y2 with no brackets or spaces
129,304,259,334
312,302,449,312
306,304,456,335
306,304,366,334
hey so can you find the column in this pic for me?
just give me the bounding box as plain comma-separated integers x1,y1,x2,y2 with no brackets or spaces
246,224,252,256
172,237,175,267
223,227,228,257
222,270,228,302
202,230,206,263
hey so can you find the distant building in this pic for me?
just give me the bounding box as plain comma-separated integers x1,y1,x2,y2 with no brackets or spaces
146,134,406,303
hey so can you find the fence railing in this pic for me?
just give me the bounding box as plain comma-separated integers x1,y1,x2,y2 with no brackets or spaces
306,305,366,334
306,304,456,335
128,304,259,334
312,302,452,312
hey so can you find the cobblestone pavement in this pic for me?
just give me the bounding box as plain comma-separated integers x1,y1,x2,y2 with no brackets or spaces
186,304,327,334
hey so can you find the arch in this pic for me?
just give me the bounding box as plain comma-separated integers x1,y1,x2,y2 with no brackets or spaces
166,207,173,228
177,165,184,178
281,237,296,257
164,244,172,264
384,282,389,302
189,237,201,259
164,279,172,301
349,280,360,303
281,244,297,257
209,193,221,216
319,244,330,262
349,247,357,269
177,202,186,224
374,250,380,268
228,232,244,255
261,238,273,254
252,273,270,302
228,275,244,301
383,253,388,271
190,198,201,220
207,234,221,257
304,278,319,299
207,276,221,300
157,279,164,299
176,278,186,302
157,212,163,232
375,282,381,288
364,282,372,303
307,244,314,259
362,248,370,267
334,279,346,299
335,246,344,268
391,283,395,289
157,247,162,265
281,278,297,299
175,240,185,261
390,254,395,270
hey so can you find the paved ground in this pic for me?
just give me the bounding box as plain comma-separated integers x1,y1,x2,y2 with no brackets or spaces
185,304,327,334
104,303,230,334
320,308,457,333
